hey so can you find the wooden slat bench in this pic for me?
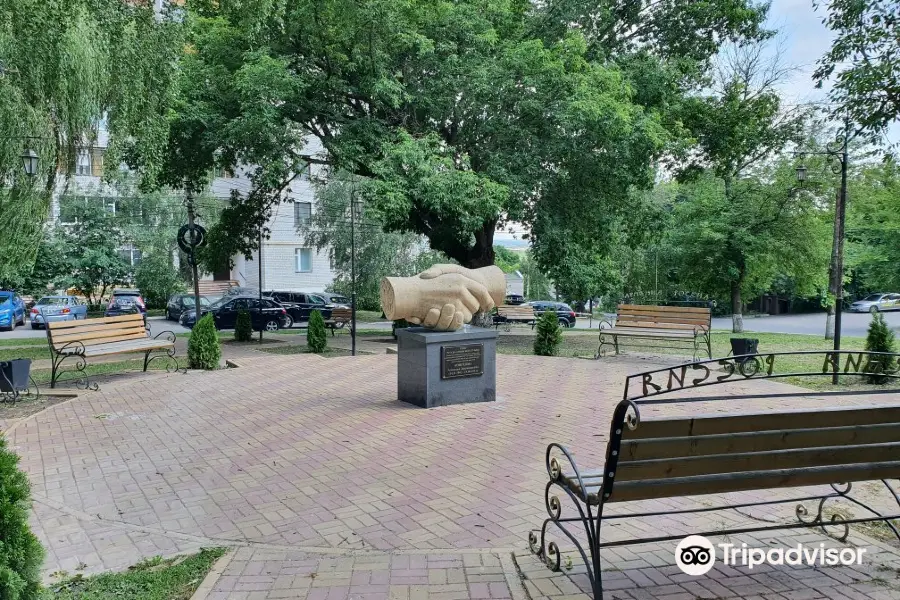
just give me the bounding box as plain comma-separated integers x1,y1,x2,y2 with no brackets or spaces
530,393,900,600
325,307,352,336
598,304,711,359
46,313,179,388
493,305,536,330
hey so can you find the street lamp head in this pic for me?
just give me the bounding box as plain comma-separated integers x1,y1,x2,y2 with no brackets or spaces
20,148,39,177
795,164,808,184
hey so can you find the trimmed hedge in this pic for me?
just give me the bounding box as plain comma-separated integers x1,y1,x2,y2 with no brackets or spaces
534,309,562,356
865,312,896,384
0,435,44,600
308,310,327,353
188,314,221,369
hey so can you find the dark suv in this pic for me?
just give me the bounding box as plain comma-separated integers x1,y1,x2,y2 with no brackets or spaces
179,296,287,331
264,291,333,327
106,289,147,323
528,301,577,327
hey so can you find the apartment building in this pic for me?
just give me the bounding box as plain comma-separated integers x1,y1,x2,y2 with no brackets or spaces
50,128,336,294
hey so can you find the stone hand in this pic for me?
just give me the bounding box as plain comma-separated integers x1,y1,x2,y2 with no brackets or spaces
404,273,493,328
418,265,505,311
380,264,507,331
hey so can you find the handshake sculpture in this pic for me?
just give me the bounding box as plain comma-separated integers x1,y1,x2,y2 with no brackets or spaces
380,264,506,331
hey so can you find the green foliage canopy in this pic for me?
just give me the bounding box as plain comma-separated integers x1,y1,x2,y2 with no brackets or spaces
0,0,181,284
814,0,900,138
139,0,769,280
846,161,900,292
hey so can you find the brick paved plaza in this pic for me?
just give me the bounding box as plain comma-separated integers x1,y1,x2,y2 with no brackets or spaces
5,351,900,599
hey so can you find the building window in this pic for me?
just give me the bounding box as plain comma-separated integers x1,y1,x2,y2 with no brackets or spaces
76,151,91,176
295,248,312,273
118,247,142,266
294,201,312,227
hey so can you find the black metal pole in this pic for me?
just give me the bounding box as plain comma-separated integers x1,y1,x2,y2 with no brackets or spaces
832,140,849,385
258,219,263,344
350,187,357,357
186,189,202,317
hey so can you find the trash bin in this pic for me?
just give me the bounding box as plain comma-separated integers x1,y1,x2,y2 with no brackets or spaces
730,338,759,363
0,359,31,393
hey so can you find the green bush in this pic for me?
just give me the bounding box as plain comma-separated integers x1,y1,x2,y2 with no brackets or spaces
134,251,185,309
234,310,253,342
865,312,897,384
188,314,221,369
0,435,44,600
307,310,327,353
534,309,562,356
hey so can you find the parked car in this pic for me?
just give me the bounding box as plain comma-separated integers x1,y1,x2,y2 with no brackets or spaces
264,291,333,327
109,289,147,315
29,295,88,329
0,291,26,331
105,296,146,324
505,294,526,305
166,294,211,321
319,293,351,307
527,301,577,327
180,296,287,331
849,293,900,313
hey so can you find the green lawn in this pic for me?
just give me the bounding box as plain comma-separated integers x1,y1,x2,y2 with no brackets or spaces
498,329,878,391
0,337,45,347
47,547,225,600
355,310,387,322
30,358,177,387
0,345,51,362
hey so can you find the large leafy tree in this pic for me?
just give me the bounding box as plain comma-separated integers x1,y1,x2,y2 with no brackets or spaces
51,200,131,305
673,41,812,331
667,164,830,331
0,0,181,286
846,161,900,291
302,175,446,311
139,0,769,279
814,0,900,139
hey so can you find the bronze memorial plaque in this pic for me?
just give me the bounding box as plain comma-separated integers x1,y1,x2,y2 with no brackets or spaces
441,344,484,379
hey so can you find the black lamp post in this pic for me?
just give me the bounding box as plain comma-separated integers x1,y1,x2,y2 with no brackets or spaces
794,135,849,385
20,148,38,176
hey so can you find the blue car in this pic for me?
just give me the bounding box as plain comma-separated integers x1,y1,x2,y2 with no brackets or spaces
0,291,26,331
30,295,89,329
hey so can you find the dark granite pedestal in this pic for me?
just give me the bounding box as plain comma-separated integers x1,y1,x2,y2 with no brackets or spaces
395,326,498,408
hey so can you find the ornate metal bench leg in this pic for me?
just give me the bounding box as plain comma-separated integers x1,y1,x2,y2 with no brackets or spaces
144,347,185,374
530,478,603,600
50,353,60,389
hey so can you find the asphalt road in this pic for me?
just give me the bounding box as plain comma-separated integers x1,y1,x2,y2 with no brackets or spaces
1,316,192,340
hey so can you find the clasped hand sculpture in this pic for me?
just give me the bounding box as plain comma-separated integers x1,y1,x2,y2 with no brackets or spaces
380,264,506,331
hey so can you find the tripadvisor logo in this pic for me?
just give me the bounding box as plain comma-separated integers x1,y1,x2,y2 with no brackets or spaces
675,535,867,575
675,536,716,575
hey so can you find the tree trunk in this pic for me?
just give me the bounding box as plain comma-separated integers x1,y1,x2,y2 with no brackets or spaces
731,280,743,333
439,220,497,268
825,305,835,340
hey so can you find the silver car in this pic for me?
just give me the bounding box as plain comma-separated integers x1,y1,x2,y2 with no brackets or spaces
30,295,89,329
849,293,900,313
